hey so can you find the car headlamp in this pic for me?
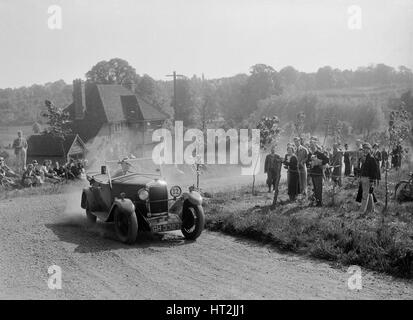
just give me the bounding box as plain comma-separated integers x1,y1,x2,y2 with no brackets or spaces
138,188,149,201
170,185,182,198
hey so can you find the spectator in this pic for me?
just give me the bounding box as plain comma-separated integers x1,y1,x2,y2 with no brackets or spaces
40,160,61,183
53,162,65,177
343,143,351,176
372,144,382,186
391,142,403,171
0,157,19,187
358,143,379,214
22,163,41,187
380,147,389,171
293,137,309,197
12,130,28,173
31,160,44,185
283,145,299,202
309,142,329,207
264,147,282,194
331,143,343,187
353,139,363,177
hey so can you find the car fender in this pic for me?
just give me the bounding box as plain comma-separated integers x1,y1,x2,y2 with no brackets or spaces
182,191,203,206
81,188,95,209
107,198,136,222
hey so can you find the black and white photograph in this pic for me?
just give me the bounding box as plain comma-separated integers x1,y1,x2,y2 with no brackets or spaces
0,0,412,304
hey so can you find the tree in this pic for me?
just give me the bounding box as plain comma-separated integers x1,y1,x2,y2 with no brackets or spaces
243,64,282,117
42,100,72,139
383,102,411,213
174,78,194,126
316,66,336,89
279,66,300,88
32,122,42,134
293,112,305,138
85,58,137,86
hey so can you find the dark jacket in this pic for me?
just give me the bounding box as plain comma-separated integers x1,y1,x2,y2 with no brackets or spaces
264,153,282,173
309,150,329,176
360,153,379,181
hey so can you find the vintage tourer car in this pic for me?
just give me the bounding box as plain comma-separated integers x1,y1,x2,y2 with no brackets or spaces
80,158,205,244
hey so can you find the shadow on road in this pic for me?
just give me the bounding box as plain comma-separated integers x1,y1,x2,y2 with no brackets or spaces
45,219,193,254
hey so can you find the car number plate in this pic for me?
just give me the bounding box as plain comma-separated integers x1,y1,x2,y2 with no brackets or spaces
152,223,181,233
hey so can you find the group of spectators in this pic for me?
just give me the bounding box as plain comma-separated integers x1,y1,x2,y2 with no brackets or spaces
264,136,407,213
0,130,88,189
0,157,87,189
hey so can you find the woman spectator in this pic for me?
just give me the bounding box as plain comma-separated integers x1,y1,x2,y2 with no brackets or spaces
283,145,300,202
372,144,381,186
53,162,65,178
343,143,351,176
22,163,41,187
40,160,61,183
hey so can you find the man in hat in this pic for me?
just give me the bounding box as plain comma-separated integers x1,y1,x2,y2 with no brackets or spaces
372,143,381,186
359,143,379,214
293,137,309,197
352,139,363,178
331,143,343,187
12,130,28,173
113,158,133,178
343,143,352,176
308,141,329,206
264,147,282,194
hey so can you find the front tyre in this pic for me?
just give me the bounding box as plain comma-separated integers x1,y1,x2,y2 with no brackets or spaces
114,208,138,244
181,203,205,240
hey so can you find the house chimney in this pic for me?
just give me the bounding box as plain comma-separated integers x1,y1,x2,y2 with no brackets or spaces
73,79,85,120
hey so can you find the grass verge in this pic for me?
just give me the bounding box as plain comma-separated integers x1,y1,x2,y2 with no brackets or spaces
203,173,413,279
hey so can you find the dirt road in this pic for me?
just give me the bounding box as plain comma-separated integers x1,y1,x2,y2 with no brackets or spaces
0,189,412,299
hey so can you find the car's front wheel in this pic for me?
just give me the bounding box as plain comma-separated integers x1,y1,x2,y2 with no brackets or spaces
114,207,138,244
181,203,205,240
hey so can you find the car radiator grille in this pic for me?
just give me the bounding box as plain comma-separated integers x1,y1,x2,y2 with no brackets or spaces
149,185,168,213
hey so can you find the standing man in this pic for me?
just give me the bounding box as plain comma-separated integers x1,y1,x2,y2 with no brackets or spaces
359,143,379,214
372,144,381,186
264,147,282,196
343,143,351,176
353,139,363,177
381,147,389,171
331,143,343,187
309,142,329,207
293,137,309,197
12,130,28,173
391,141,403,171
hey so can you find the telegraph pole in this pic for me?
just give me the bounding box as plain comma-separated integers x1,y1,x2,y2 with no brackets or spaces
166,71,185,113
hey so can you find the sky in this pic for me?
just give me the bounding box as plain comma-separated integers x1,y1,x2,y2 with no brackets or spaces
0,0,412,88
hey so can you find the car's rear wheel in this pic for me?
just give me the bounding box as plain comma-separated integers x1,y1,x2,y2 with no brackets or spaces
181,203,204,240
85,203,97,224
114,207,138,244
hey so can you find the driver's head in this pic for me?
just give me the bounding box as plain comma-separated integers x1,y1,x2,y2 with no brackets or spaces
120,158,132,173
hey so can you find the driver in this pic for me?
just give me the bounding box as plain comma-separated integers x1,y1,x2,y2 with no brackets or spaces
112,158,133,177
